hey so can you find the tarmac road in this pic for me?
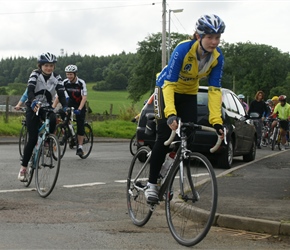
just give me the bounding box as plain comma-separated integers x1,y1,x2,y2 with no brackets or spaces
0,136,290,245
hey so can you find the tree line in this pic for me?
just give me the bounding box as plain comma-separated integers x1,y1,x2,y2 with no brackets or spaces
1,32,290,104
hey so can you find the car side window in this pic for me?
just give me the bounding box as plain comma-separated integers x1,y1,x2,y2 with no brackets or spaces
233,95,246,116
224,92,238,113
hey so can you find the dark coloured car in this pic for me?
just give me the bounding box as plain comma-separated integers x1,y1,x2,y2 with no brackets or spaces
135,86,258,169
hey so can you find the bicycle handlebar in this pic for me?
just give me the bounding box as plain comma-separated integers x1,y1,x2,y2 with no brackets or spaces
164,120,223,153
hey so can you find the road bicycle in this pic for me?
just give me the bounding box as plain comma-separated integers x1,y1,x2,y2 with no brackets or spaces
23,104,61,198
129,132,138,156
270,118,282,150
18,108,27,158
55,107,93,159
261,117,272,147
127,118,222,247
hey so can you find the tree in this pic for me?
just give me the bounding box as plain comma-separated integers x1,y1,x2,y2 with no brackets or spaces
221,42,290,100
127,32,188,102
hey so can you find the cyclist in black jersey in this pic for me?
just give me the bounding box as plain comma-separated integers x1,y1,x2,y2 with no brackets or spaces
18,52,67,181
62,65,88,156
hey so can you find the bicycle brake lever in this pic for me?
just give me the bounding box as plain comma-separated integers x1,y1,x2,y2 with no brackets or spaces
176,118,181,138
223,127,227,145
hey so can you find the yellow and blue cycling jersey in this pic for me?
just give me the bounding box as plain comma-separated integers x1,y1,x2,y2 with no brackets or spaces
156,39,224,126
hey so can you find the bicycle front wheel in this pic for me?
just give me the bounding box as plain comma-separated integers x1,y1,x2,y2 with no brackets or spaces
24,156,34,188
165,152,218,247
129,133,138,156
19,124,28,158
55,123,68,158
271,127,278,150
127,146,152,226
79,123,93,159
35,134,61,198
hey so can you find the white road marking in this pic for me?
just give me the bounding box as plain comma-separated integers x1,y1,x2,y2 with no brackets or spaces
0,188,35,193
63,182,106,188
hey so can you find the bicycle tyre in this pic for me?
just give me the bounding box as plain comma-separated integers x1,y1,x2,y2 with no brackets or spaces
79,123,93,159
127,146,153,226
165,152,218,247
129,133,138,156
35,134,61,198
55,123,68,158
19,124,28,158
271,127,278,150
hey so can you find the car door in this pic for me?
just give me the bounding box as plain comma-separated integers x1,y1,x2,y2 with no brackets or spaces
232,93,256,152
222,91,251,153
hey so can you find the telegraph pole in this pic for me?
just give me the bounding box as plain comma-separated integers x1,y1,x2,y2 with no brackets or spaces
161,0,166,68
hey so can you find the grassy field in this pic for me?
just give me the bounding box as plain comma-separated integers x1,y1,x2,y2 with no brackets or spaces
86,83,149,115
0,85,151,138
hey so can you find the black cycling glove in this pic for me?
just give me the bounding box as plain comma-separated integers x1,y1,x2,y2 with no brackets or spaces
214,124,223,135
167,115,177,126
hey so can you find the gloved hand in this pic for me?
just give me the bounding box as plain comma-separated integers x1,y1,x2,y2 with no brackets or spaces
167,115,177,126
131,118,137,123
214,124,224,135
31,100,38,109
63,107,68,113
74,109,81,115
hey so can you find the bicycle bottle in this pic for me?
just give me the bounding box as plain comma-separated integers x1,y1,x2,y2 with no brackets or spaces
159,151,176,178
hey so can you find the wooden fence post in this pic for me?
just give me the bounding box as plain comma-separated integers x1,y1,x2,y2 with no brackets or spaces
5,96,9,123
110,104,113,118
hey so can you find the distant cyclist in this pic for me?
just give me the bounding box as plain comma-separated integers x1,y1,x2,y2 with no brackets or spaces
248,90,268,149
18,52,67,181
237,94,249,113
268,95,290,151
62,65,88,156
14,88,28,110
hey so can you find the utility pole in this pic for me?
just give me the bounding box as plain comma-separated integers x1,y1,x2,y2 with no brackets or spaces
161,0,166,69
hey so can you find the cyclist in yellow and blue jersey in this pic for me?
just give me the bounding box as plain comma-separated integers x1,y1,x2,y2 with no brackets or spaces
269,95,290,150
145,14,226,204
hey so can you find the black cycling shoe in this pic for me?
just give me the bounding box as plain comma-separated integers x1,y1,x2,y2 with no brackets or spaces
76,148,84,156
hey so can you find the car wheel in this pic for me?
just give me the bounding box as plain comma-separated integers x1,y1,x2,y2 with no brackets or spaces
243,139,256,162
217,140,233,169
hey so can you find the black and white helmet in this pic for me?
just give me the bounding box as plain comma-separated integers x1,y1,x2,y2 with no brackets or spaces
195,14,225,35
37,52,57,64
65,65,78,73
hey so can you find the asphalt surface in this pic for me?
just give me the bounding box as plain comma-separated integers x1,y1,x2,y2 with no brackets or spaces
1,136,290,237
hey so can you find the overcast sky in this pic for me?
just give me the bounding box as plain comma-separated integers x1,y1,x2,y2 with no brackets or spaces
0,0,289,60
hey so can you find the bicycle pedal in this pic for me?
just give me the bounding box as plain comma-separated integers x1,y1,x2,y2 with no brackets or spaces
148,203,158,212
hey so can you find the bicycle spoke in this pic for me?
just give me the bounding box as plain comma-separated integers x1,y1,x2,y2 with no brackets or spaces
35,134,61,198
165,152,217,247
127,146,152,226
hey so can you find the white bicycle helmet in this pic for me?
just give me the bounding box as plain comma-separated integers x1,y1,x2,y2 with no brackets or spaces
196,14,225,35
65,65,78,73
238,94,245,99
37,52,57,64
279,95,287,102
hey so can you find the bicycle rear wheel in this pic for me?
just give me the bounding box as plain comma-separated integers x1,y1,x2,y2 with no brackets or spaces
55,123,68,158
35,134,61,198
271,127,278,150
127,146,152,226
79,123,93,159
165,152,218,247
19,124,28,158
129,133,138,156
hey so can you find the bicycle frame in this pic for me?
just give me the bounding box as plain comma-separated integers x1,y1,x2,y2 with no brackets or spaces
32,108,53,168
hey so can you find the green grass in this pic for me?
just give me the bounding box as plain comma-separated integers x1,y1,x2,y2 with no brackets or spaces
86,83,148,115
0,85,151,138
0,115,137,139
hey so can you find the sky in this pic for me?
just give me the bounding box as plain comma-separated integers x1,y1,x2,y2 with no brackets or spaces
0,0,290,60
